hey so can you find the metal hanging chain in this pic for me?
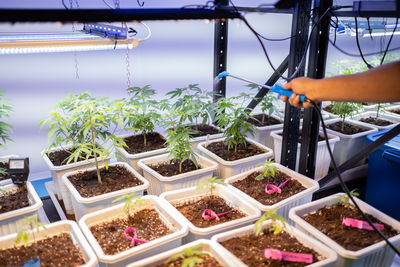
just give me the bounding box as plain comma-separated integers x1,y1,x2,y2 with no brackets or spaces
113,0,120,9
126,45,131,89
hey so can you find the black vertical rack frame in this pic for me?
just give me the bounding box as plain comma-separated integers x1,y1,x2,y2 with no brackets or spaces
0,2,398,180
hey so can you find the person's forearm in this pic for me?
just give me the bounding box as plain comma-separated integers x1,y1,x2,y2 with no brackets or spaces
314,61,400,103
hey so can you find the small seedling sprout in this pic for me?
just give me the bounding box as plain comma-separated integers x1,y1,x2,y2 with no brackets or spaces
255,159,278,181
166,244,206,267
331,189,360,205
253,210,286,236
15,214,46,260
247,83,278,124
196,176,226,196
113,193,145,218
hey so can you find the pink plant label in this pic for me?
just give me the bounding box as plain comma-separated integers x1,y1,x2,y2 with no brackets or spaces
264,248,313,264
342,217,384,231
202,209,234,221
124,227,148,247
265,178,291,195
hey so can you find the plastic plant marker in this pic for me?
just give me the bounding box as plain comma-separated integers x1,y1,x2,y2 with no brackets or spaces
265,178,291,195
23,258,40,267
202,209,234,221
124,227,148,247
342,217,384,231
264,248,313,264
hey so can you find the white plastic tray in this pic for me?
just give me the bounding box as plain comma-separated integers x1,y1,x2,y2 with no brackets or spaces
289,193,400,267
79,195,189,267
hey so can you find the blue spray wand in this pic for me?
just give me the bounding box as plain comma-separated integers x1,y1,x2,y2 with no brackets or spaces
216,71,309,103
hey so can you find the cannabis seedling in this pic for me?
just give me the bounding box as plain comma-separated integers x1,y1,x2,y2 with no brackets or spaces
214,93,255,152
253,210,286,236
255,159,278,181
16,214,46,261
0,90,13,176
196,177,226,196
331,101,363,131
331,189,360,205
125,85,162,146
247,83,278,124
166,244,207,267
112,193,145,219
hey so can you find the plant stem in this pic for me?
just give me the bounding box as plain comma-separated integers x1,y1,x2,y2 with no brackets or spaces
179,159,182,173
91,125,102,184
341,118,345,132
143,132,147,146
262,114,265,125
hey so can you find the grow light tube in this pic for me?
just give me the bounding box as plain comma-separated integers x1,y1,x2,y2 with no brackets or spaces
0,32,139,54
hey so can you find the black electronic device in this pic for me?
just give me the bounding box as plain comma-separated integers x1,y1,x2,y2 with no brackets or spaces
8,158,29,185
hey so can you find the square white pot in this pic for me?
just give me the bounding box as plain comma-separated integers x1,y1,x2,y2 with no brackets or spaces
387,104,400,118
197,137,273,179
138,153,217,196
211,220,338,267
0,182,43,236
325,118,378,166
160,184,261,243
79,195,189,267
0,155,19,186
225,163,319,221
62,162,149,221
246,113,283,149
352,111,400,130
289,193,400,267
271,128,340,179
115,133,168,176
0,220,97,267
42,145,110,215
128,239,232,267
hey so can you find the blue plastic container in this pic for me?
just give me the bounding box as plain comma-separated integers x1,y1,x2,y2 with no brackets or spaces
366,128,400,221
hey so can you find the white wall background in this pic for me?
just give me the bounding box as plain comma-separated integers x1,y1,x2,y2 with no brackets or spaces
0,0,398,179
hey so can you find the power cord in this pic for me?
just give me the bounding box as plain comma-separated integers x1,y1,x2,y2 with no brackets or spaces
309,99,400,257
354,17,374,69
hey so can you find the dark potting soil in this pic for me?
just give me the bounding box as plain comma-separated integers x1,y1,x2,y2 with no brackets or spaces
0,161,9,180
123,132,167,154
0,233,85,267
303,203,400,251
359,116,392,126
67,165,143,198
326,121,368,135
174,195,246,228
187,124,222,138
0,185,29,214
149,159,200,177
90,208,172,255
47,148,93,166
247,114,282,127
389,108,400,115
323,104,336,114
204,141,267,161
231,171,306,205
278,131,325,143
157,254,222,267
221,229,324,267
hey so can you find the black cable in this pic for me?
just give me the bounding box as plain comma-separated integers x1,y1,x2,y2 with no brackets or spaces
354,17,374,69
380,17,398,65
367,17,373,41
328,39,400,57
136,0,144,7
61,0,69,9
310,99,400,257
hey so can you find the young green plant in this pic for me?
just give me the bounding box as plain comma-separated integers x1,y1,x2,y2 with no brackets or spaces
255,159,277,181
214,93,255,152
0,90,13,176
253,210,286,236
165,244,207,267
331,189,360,205
331,101,363,131
16,214,46,261
125,85,162,146
112,193,145,219
247,83,278,124
196,176,226,196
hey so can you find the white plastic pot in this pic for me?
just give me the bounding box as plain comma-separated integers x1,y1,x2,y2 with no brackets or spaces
289,193,400,267
128,239,232,267
160,184,261,243
246,113,283,149
211,220,338,267
42,145,110,215
197,137,273,179
387,105,400,118
0,155,19,186
352,111,400,130
190,131,224,153
0,220,98,267
115,133,168,176
0,182,43,236
225,163,319,220
79,195,189,267
137,153,217,196
62,162,149,221
271,128,340,179
324,119,378,166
